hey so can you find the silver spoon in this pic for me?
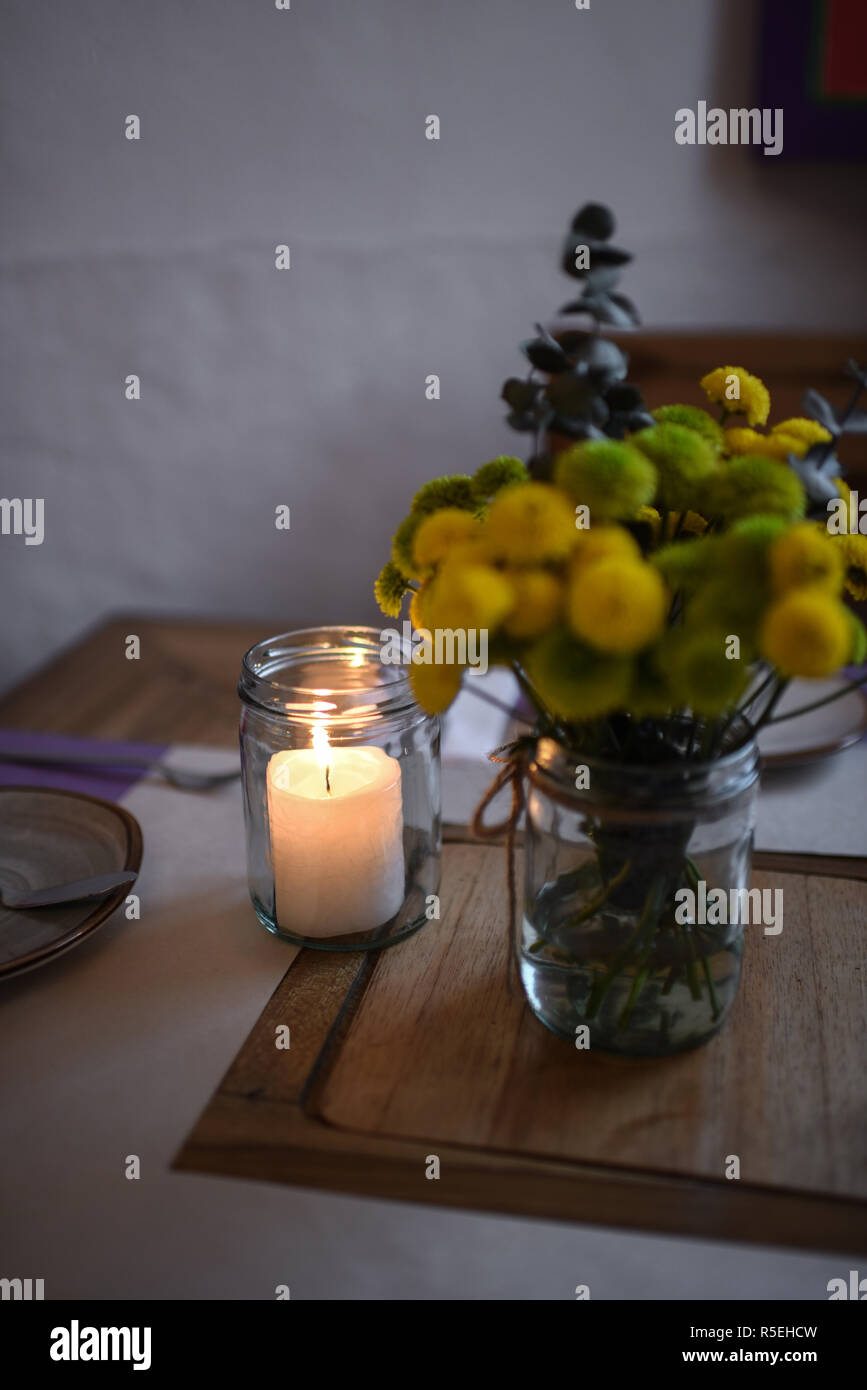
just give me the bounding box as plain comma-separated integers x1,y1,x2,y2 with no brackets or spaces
0,870,139,910
0,748,240,792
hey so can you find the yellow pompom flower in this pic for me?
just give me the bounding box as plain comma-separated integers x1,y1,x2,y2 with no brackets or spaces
571,525,641,569
412,508,480,569
759,591,851,678
835,532,867,601
724,428,806,460
567,558,668,655
634,505,662,544
771,418,833,447
409,659,462,715
681,510,709,536
768,524,844,595
483,482,576,563
724,427,765,455
701,366,770,427
425,560,514,633
502,569,562,639
446,536,496,566
835,478,851,510
409,580,431,630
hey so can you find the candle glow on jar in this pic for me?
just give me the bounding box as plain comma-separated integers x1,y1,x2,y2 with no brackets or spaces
266,724,405,939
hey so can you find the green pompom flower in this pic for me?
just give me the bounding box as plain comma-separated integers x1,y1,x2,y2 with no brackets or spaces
411,475,477,515
727,514,791,548
663,628,749,717
706,456,806,521
631,424,718,513
685,581,763,651
847,611,867,665
653,536,718,593
472,456,529,499
713,514,790,591
554,439,657,520
391,513,424,578
651,404,725,452
525,628,632,721
374,560,410,618
629,656,674,719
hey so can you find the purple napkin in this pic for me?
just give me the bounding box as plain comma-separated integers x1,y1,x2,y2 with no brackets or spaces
0,729,168,803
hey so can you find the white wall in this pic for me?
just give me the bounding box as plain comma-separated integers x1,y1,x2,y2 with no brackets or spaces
3,0,866,690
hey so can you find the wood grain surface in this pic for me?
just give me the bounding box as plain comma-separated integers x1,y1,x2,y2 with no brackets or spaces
177,845,867,1254
317,845,865,1198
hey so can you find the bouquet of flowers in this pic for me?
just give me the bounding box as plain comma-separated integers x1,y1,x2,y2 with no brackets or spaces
375,204,866,742
373,203,867,1052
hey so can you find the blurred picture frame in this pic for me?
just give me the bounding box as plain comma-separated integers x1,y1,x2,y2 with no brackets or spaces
758,0,867,160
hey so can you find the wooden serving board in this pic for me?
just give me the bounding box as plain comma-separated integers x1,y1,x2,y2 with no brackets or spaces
176,838,867,1254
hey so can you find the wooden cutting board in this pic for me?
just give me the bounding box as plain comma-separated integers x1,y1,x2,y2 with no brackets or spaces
176,839,867,1254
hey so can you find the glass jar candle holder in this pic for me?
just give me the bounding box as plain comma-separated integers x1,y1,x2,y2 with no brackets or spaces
521,725,759,1056
239,626,441,950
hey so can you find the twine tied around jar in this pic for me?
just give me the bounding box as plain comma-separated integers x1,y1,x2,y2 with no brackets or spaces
470,735,537,994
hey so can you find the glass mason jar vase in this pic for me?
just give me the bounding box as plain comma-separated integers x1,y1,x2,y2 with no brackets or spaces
520,729,759,1056
239,627,441,950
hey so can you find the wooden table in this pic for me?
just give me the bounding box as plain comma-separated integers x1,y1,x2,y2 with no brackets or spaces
2,615,865,1254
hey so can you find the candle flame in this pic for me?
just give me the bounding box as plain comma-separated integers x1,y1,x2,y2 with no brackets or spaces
312,725,331,763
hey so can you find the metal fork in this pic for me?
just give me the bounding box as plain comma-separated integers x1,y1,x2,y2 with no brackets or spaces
0,748,241,792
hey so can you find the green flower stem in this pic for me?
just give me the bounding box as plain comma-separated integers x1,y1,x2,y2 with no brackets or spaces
712,668,778,753
661,964,681,995
701,955,722,1020
617,965,650,1030
585,875,665,1020
682,856,707,1001
764,671,867,726
749,678,790,735
561,859,631,930
698,721,717,760
682,930,703,1001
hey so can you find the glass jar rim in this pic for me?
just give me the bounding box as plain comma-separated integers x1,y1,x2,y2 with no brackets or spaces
529,718,759,808
239,625,424,731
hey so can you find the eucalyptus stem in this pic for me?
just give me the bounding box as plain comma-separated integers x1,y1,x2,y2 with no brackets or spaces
811,373,866,472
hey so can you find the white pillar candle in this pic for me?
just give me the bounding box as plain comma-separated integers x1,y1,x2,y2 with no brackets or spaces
267,728,405,938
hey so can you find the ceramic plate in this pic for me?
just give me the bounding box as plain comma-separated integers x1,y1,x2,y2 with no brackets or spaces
0,787,143,979
756,677,867,767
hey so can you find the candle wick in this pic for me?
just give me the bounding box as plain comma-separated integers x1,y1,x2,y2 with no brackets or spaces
325,764,331,796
